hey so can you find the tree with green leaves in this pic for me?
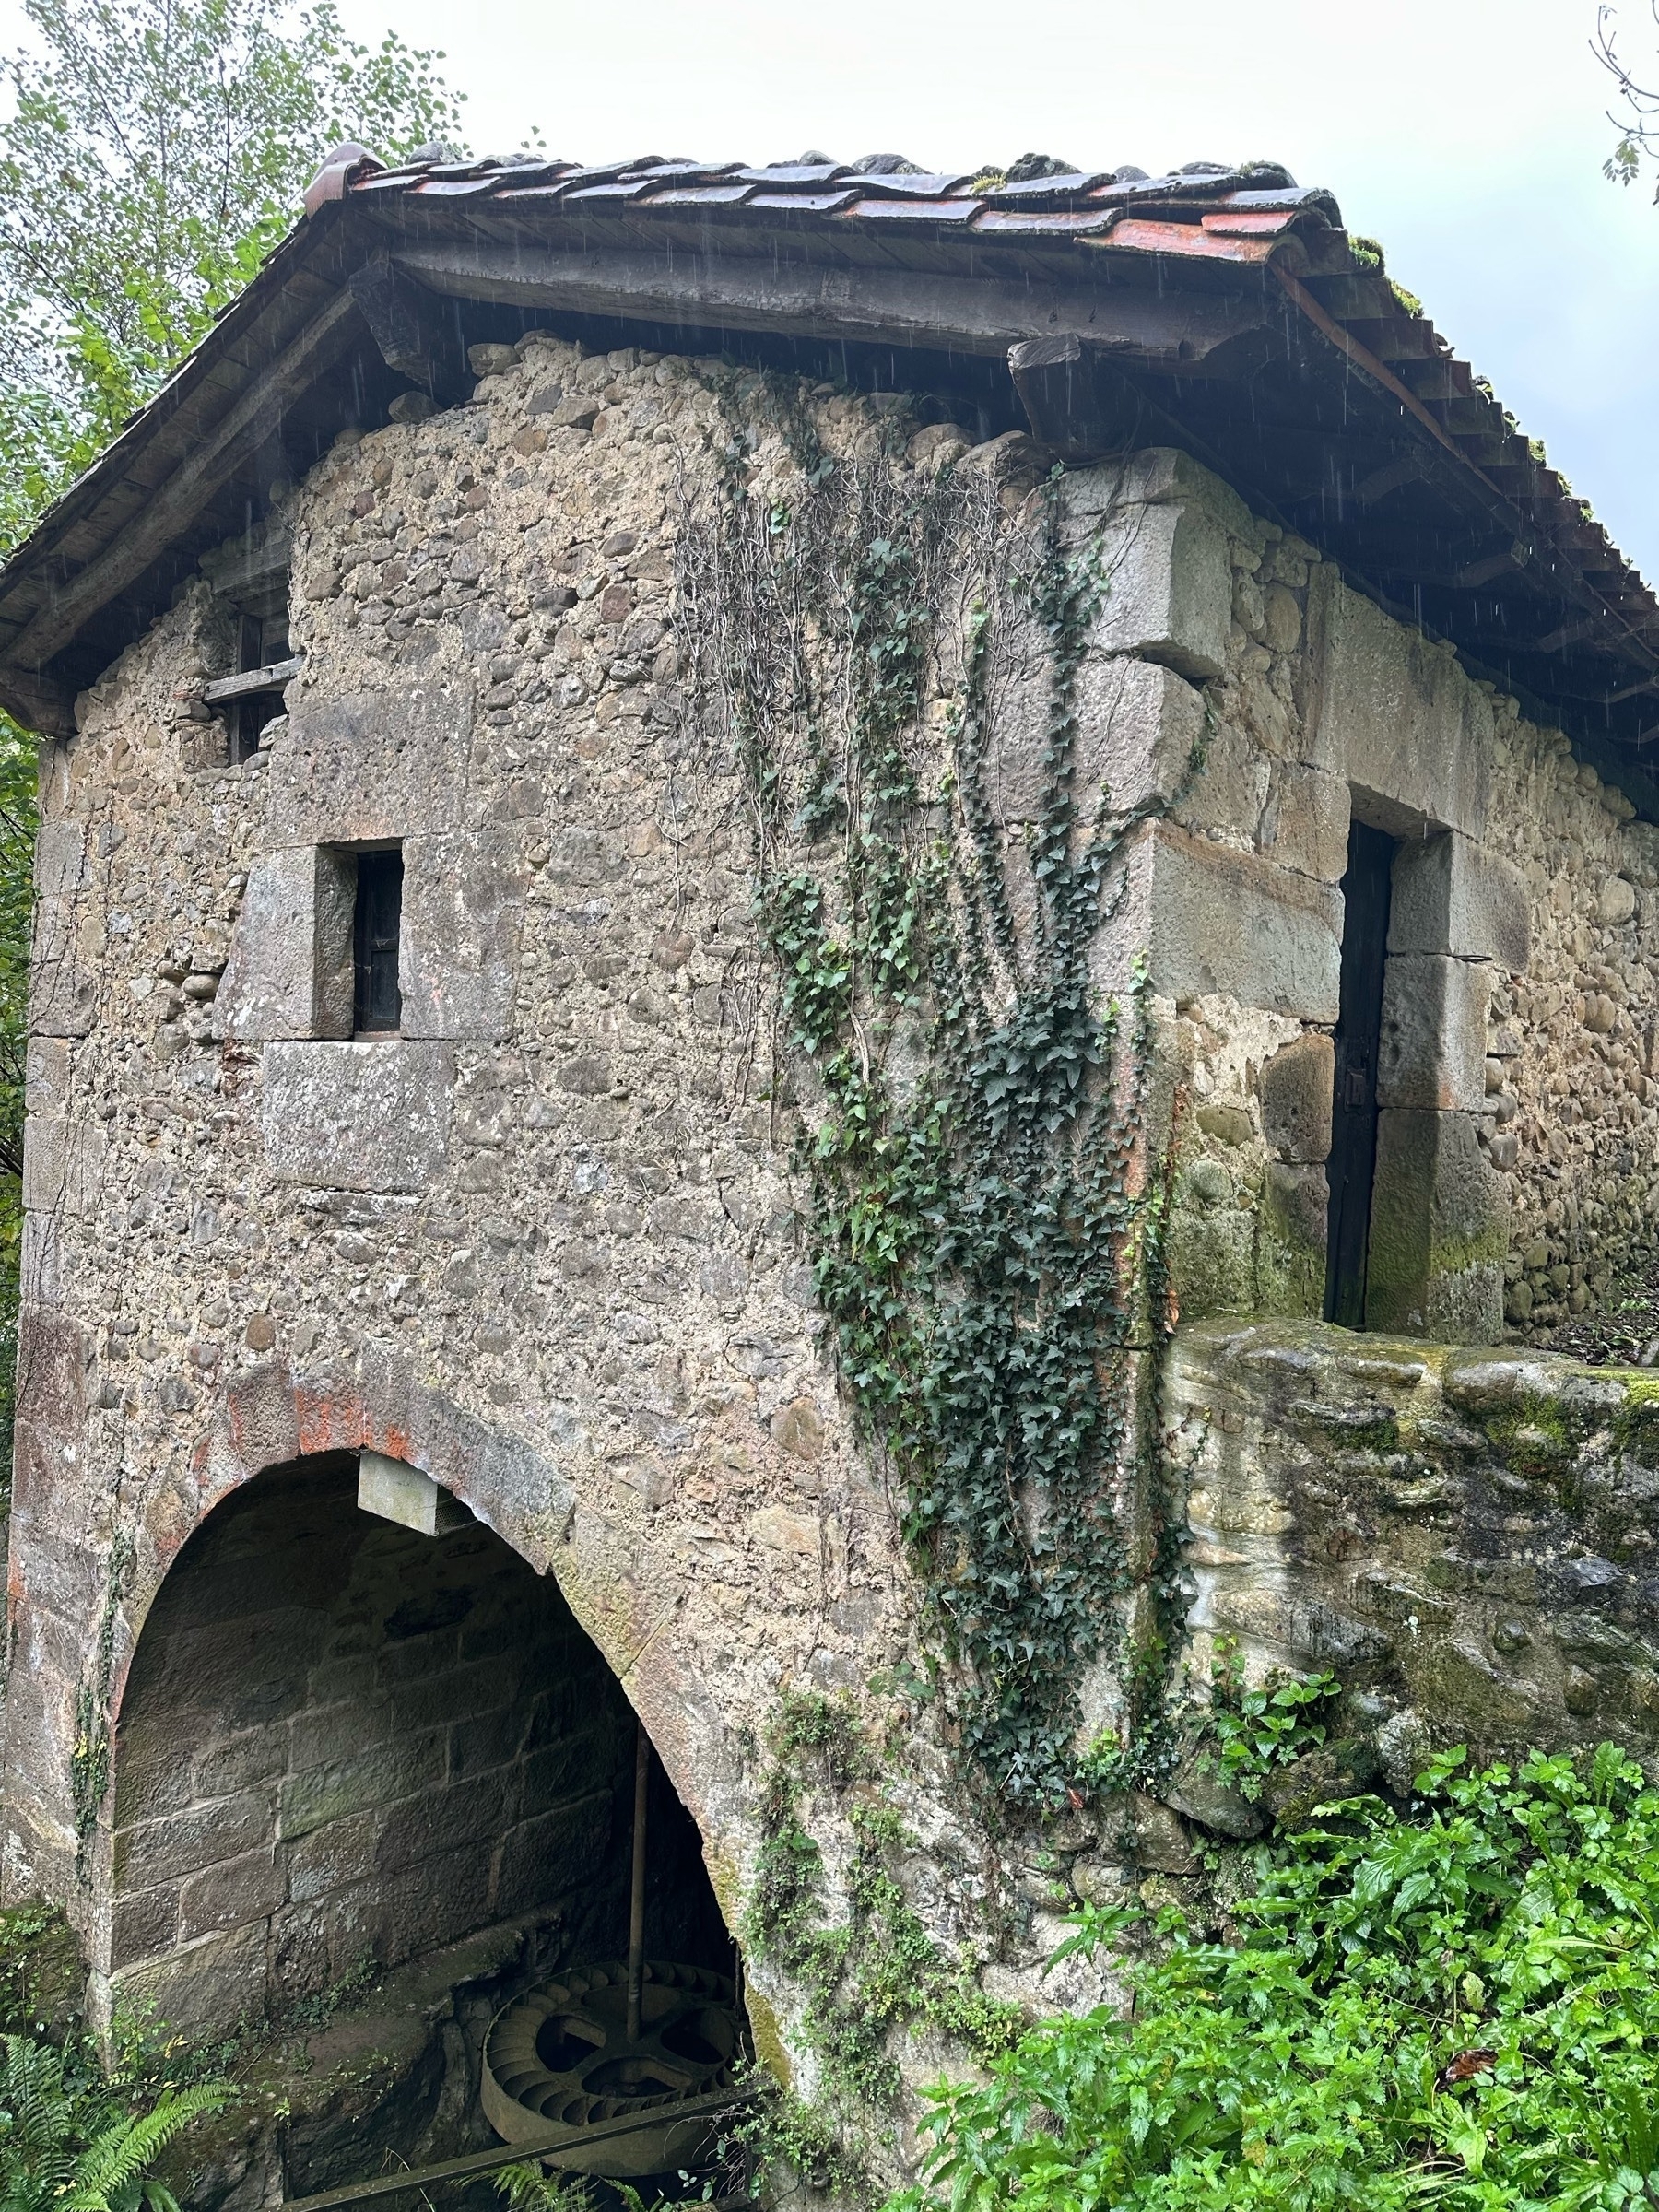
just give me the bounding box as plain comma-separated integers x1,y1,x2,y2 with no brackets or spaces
0,0,466,549
1596,2,1659,192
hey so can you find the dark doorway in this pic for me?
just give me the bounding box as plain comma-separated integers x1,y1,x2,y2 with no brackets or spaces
111,1455,734,2030
1324,821,1396,1328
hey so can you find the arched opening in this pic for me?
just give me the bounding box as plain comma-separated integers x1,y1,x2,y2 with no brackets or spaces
108,1453,733,2076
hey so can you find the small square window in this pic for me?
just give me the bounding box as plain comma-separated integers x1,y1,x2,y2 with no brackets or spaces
353,847,404,1036
229,609,293,764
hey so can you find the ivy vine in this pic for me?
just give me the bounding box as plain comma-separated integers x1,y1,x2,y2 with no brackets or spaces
746,1689,1019,2146
681,376,1192,1805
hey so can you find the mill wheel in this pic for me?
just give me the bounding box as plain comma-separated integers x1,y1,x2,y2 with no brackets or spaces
481,1961,743,2179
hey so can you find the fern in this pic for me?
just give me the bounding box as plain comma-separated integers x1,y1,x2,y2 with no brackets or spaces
0,2034,229,2212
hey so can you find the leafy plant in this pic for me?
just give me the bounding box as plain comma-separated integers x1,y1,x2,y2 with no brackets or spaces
0,0,465,547
1204,1639,1341,1803
0,2032,229,2212
494,2163,649,2212
1597,2,1659,194
897,1738,1659,2210
683,394,1193,1809
747,1689,1019,2127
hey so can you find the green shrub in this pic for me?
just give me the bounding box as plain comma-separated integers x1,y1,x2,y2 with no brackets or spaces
896,1741,1659,2209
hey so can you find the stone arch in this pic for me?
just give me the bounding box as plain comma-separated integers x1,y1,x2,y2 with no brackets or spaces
100,1438,734,2035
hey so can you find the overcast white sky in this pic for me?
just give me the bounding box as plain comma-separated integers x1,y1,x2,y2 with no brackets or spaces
8,0,1658,575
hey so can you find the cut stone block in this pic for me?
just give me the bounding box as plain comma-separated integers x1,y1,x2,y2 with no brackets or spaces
1061,445,1255,542
1388,831,1531,973
1377,954,1490,1112
108,1919,269,2034
1366,1108,1506,1341
268,679,475,845
22,1114,105,1216
30,895,97,1038
216,845,355,1041
990,656,1206,824
1312,578,1490,839
263,1041,453,1192
179,1846,286,1941
357,1451,469,1536
1101,820,1341,1021
399,830,531,1042
33,822,87,899
1092,500,1231,681
1258,762,1351,883
1261,1034,1334,1162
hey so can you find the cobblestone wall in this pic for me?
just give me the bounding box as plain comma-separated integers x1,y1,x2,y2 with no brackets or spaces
6,347,1133,2081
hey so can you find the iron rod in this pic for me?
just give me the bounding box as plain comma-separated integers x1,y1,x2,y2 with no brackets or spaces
280,2087,753,2212
626,1722,650,2041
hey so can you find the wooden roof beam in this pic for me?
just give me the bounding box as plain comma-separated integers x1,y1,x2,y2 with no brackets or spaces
386,234,1277,366
6,288,363,676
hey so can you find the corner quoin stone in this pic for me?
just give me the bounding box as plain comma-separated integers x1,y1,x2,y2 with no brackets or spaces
993,656,1206,824
1093,500,1232,682
1115,820,1341,1020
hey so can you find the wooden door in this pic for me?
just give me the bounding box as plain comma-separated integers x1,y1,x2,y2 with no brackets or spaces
1324,822,1395,1327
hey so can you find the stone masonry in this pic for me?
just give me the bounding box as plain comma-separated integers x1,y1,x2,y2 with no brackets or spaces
11,324,1659,2116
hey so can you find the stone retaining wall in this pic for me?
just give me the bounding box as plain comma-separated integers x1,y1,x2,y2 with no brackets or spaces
1170,1317,1659,1764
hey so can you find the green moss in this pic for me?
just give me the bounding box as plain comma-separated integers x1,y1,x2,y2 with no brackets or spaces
1609,1372,1659,1463
0,1902,83,2039
1165,1203,1258,1322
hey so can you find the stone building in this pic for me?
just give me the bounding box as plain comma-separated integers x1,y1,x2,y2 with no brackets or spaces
1,142,1659,2189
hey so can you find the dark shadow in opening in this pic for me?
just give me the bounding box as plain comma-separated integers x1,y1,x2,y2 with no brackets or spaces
112,1453,732,2031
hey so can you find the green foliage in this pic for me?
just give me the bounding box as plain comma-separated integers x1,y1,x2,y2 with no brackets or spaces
0,0,466,547
1204,1641,1341,1804
0,2032,229,2212
722,2071,865,2202
897,1738,1659,2210
684,395,1188,1807
747,1690,1019,2133
1595,4,1659,194
0,1906,84,2045
494,2161,648,2212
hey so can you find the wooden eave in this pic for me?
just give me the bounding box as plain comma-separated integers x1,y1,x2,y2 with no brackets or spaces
0,164,1651,785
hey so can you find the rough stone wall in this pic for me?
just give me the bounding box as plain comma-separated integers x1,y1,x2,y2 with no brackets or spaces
1119,453,1659,1347
5,345,1147,2092
1171,1316,1659,1768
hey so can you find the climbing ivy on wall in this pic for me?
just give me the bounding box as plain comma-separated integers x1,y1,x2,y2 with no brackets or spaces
681,376,1190,1806
746,1688,1019,2146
